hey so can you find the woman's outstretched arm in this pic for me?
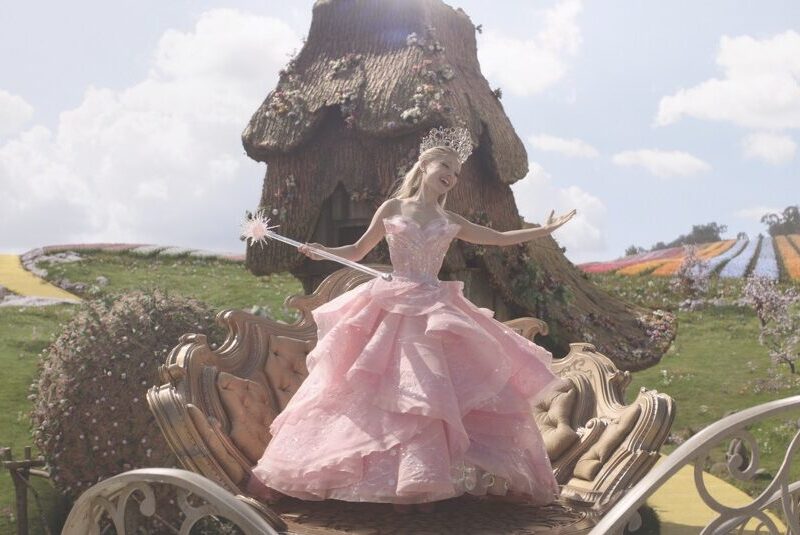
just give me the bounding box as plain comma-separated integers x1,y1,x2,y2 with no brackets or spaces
299,199,399,261
448,209,577,247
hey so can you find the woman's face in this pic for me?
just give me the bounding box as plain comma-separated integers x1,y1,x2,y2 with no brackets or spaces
421,153,460,195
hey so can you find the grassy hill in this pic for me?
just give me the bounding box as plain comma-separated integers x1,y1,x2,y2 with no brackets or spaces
1,251,798,532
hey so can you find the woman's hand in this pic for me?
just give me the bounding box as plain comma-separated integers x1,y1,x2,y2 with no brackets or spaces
298,242,327,261
542,209,577,233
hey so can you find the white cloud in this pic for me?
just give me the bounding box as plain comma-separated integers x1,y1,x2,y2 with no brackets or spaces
511,161,607,264
528,134,598,158
478,0,582,97
0,8,301,252
655,31,800,130
741,131,797,164
735,205,782,223
612,149,711,177
0,90,34,137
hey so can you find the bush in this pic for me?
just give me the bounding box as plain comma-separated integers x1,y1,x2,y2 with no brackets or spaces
30,290,224,527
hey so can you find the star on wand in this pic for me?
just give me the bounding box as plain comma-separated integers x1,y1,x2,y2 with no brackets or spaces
240,210,393,281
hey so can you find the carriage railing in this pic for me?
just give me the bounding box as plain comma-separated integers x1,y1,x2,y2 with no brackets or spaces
61,468,283,535
591,395,800,535
60,395,800,534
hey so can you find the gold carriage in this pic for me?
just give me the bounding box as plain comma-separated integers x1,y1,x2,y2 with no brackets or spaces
142,266,674,534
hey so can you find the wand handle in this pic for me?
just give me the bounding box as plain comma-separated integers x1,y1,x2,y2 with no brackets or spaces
266,231,393,281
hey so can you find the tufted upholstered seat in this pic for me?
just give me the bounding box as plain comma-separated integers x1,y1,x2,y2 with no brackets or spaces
148,265,675,533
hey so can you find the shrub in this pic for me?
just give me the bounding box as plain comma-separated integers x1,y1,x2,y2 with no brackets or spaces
30,290,224,527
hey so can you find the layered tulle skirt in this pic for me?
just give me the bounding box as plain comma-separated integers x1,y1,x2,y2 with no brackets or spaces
251,275,561,505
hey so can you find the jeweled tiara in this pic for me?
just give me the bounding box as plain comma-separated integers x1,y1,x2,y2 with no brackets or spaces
419,126,474,164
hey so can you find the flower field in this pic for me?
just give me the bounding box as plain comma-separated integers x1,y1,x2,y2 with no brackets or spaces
650,240,735,276
580,235,800,281
720,236,761,279
582,247,684,274
701,238,748,276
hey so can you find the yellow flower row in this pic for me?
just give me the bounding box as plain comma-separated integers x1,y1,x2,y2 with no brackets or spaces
776,235,800,280
650,240,736,276
616,258,670,276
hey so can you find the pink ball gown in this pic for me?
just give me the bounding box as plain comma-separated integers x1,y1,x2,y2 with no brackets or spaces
251,213,560,505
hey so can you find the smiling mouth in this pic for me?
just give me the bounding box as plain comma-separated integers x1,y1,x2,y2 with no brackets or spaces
440,177,450,187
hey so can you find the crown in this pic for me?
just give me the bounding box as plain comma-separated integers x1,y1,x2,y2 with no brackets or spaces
419,126,474,164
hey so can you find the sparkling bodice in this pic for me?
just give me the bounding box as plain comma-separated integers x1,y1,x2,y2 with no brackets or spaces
382,214,460,285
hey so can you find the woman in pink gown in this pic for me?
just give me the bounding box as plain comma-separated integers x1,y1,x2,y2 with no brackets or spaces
250,127,576,511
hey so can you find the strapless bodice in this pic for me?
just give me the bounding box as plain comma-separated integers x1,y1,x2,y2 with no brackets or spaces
382,214,460,285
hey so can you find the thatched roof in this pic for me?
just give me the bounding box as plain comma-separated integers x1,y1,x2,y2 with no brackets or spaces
242,0,528,184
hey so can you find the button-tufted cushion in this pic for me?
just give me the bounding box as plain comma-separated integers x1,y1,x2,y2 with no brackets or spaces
187,403,246,484
263,335,313,411
572,404,642,481
532,380,580,461
217,372,277,464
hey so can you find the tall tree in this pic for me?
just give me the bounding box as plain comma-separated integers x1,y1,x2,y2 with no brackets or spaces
762,206,800,236
650,222,728,250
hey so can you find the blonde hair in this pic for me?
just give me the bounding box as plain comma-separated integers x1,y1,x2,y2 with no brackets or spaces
388,146,459,207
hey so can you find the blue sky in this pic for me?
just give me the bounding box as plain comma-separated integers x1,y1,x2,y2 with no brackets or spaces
1,1,797,263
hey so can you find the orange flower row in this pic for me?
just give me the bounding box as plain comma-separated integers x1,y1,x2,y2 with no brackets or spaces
616,258,671,276
776,235,800,281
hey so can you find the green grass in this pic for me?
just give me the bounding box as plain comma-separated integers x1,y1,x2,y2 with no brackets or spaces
0,305,75,534
591,273,800,500
628,306,778,424
627,305,800,498
39,251,303,320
